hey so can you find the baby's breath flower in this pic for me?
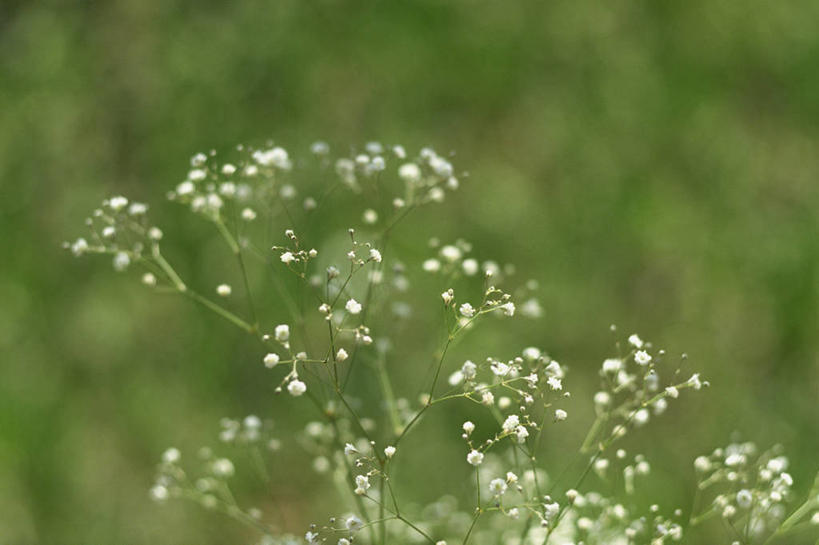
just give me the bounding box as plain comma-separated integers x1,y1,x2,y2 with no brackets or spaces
263,353,280,368
635,350,652,365
628,334,644,348
462,421,475,434
489,478,508,496
459,303,475,317
216,284,232,297
354,475,370,495
287,380,306,397
345,515,363,532
345,299,362,315
142,273,157,286
212,458,235,477
336,348,349,362
384,446,396,458
274,324,290,342
369,248,382,262
280,251,296,264
467,449,484,466
555,409,568,421
113,252,130,272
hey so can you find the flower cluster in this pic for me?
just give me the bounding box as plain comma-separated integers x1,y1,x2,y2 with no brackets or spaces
71,140,817,545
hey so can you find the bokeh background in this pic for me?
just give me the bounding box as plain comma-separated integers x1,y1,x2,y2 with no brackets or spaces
1,1,818,543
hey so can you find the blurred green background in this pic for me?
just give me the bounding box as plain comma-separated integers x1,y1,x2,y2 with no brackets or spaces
2,1,818,543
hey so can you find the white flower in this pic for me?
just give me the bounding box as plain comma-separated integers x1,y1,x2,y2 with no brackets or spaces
212,458,234,477
263,353,280,368
128,202,147,215
440,245,462,262
362,209,378,224
665,386,679,398
149,485,169,502
384,446,396,458
635,350,652,365
70,238,89,256
354,474,370,495
305,531,319,544
489,478,508,496
462,258,479,276
336,348,349,362
142,273,156,287
274,324,290,342
462,421,475,434
467,449,484,466
287,380,306,397
461,360,477,380
502,415,520,433
423,258,441,272
216,284,232,297
241,208,256,221
369,248,382,262
481,390,495,406
345,298,362,315
555,409,568,421
547,376,562,391
736,489,753,509
633,408,650,426
515,425,529,443
162,447,181,464
628,334,644,348
490,360,510,376
459,303,475,317
594,391,611,407
398,163,421,183
501,302,515,316
113,252,130,271
280,251,296,264
345,515,363,532
441,289,454,305
108,196,129,211
688,373,703,390
602,358,622,373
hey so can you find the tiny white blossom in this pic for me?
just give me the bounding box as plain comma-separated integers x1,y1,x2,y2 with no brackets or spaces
336,348,349,362
345,515,363,532
628,334,644,348
345,298,362,314
665,386,679,398
354,474,370,495
635,350,652,365
212,458,234,477
241,208,257,221
263,353,280,368
459,303,475,317
502,415,520,433
423,258,441,272
555,409,568,421
462,421,475,434
280,251,296,264
467,449,484,466
275,324,290,342
216,284,232,297
489,478,508,496
142,273,157,287
384,446,396,458
547,376,562,391
369,248,382,262
287,379,306,397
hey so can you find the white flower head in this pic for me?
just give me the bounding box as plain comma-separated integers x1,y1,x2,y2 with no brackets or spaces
287,379,306,397
467,449,484,466
216,284,232,297
345,298,362,315
274,324,290,342
459,303,475,317
263,353,280,368
628,334,644,348
634,350,652,365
